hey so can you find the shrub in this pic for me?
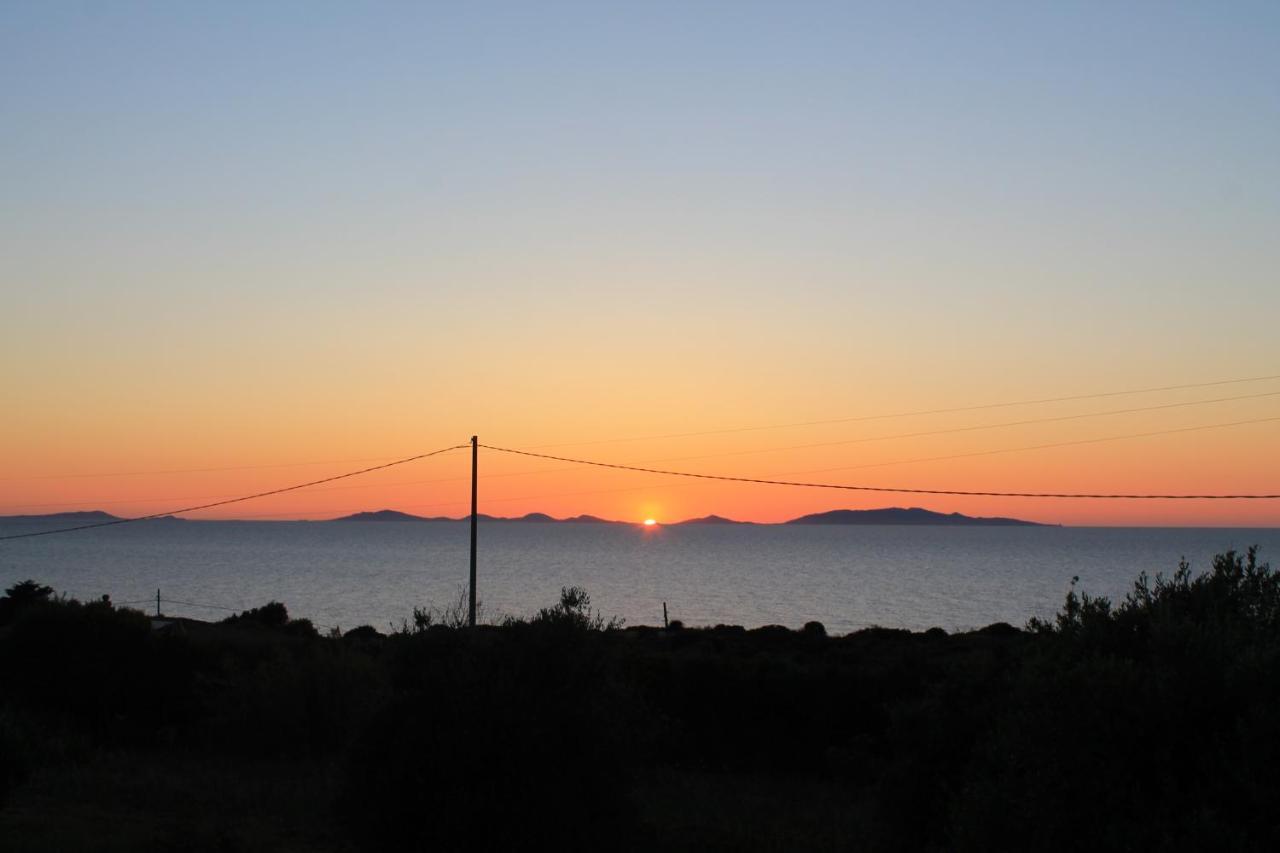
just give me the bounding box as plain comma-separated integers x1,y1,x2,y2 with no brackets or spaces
532,586,622,632
221,601,317,636
392,586,491,634
342,625,382,642
954,547,1280,852
0,595,172,743
222,601,289,629
0,580,54,627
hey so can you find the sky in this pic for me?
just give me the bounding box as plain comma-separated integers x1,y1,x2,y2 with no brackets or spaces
2,1,1278,526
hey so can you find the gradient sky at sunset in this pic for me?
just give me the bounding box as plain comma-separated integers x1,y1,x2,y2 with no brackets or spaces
3,2,1278,526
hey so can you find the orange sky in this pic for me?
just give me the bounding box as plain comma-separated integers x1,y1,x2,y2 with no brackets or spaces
2,374,1277,527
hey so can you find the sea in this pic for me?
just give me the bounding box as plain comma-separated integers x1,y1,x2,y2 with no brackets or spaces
1,520,1276,635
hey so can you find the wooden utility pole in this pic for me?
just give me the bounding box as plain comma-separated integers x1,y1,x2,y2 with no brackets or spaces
469,435,478,628
156,588,161,617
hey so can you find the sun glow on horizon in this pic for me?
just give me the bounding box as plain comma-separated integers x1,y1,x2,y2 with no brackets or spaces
643,518,657,526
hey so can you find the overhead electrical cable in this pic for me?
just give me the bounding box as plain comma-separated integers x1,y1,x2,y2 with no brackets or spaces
0,456,404,482
782,416,1280,477
160,414,1280,520
626,389,1280,465
526,372,1280,449
0,444,469,541
479,419,1280,499
7,371,1276,487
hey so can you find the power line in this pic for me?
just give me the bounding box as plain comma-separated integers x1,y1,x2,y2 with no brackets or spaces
785,415,1280,478
160,598,241,612
6,405,1278,530
174,498,475,521
12,381,1280,514
401,386,1280,490
21,385,1270,516
451,414,1280,507
32,412,1276,522
635,389,1280,466
130,413,1280,520
14,411,1273,527
526,372,1280,450
0,444,469,542
1,471,482,514
344,414,1280,512
8,372,1275,509
479,424,1280,499
0,455,404,483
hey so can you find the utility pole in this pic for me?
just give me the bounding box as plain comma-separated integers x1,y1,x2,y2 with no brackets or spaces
469,435,478,628
156,588,161,618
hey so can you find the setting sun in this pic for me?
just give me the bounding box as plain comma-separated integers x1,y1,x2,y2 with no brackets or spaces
643,519,657,526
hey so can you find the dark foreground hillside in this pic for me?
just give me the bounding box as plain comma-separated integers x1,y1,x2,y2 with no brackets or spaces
2,548,1278,852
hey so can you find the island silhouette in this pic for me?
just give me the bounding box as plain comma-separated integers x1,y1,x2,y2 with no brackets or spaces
328,506,1050,526
2,507,1051,526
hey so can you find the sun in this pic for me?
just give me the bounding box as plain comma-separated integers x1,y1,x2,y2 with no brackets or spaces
643,518,657,526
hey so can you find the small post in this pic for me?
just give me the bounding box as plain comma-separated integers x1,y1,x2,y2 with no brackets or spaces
663,601,669,629
469,435,478,628
156,588,161,618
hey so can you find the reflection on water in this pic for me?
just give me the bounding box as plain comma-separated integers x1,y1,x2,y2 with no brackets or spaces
1,520,1275,634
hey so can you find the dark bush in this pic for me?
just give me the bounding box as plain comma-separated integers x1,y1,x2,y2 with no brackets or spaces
221,601,289,629
342,625,382,642
531,585,623,632
220,600,319,637
0,580,54,627
953,547,1280,852
0,597,176,743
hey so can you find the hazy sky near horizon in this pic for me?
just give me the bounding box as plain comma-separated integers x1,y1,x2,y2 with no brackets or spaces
2,2,1278,526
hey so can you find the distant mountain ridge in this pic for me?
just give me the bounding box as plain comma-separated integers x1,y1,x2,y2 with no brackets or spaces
329,510,626,524
331,507,1048,526
332,510,457,523
0,510,120,522
3,507,1050,526
785,507,1049,527
673,515,752,525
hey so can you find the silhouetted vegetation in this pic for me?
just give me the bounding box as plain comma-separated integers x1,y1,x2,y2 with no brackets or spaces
2,550,1278,851
954,547,1280,852
530,584,624,631
0,580,53,626
395,584,480,632
221,600,319,637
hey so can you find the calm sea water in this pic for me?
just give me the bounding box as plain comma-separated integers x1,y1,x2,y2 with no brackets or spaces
1,520,1276,634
